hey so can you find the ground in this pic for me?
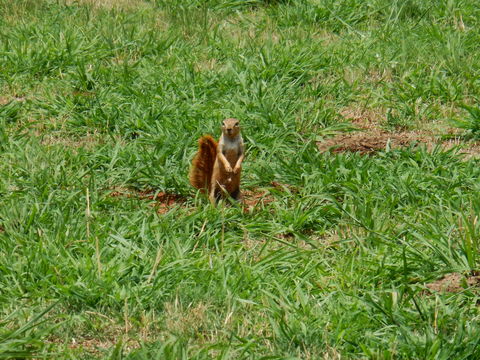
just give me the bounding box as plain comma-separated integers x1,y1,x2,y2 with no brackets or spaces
1,0,480,359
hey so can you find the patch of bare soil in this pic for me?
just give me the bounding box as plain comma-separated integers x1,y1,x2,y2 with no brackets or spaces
242,180,296,209
270,181,298,193
317,127,480,157
242,189,275,210
110,189,186,214
425,272,480,293
317,129,430,154
65,0,150,10
241,182,298,212
320,105,432,154
110,182,295,214
328,106,480,157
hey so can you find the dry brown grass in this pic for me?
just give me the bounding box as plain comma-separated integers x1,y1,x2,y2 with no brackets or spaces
425,272,480,293
218,9,282,47
340,105,386,129
40,131,107,149
164,301,210,336
0,95,27,105
194,56,221,72
65,0,151,10
0,96,10,106
47,310,153,356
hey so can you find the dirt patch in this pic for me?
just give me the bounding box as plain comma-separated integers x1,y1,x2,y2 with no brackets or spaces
110,189,186,214
318,123,480,157
425,272,480,293
241,182,298,211
146,191,186,214
270,181,298,194
65,0,151,10
319,106,434,154
110,182,295,214
242,188,275,210
317,129,431,154
333,105,480,157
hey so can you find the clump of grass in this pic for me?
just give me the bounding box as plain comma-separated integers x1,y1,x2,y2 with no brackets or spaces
450,104,480,138
0,303,57,358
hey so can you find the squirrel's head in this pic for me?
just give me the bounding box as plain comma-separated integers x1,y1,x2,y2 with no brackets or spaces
221,118,240,138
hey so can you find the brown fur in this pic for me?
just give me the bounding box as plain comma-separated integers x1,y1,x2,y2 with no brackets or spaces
189,135,218,192
189,119,244,204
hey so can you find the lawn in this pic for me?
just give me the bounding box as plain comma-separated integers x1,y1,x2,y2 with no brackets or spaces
1,0,480,358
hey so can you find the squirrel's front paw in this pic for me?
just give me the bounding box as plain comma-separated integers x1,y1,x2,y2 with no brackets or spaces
225,165,233,173
233,166,241,174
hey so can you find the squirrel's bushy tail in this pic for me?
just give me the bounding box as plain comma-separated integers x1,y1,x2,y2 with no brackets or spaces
189,135,217,191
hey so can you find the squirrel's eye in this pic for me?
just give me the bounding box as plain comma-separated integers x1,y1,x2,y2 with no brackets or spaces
235,123,239,127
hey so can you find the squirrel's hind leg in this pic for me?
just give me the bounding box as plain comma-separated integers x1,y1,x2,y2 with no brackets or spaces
209,186,222,205
209,188,217,205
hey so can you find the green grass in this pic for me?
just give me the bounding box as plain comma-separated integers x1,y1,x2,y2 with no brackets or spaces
2,0,480,358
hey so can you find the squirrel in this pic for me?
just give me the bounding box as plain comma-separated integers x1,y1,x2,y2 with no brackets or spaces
189,118,245,204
